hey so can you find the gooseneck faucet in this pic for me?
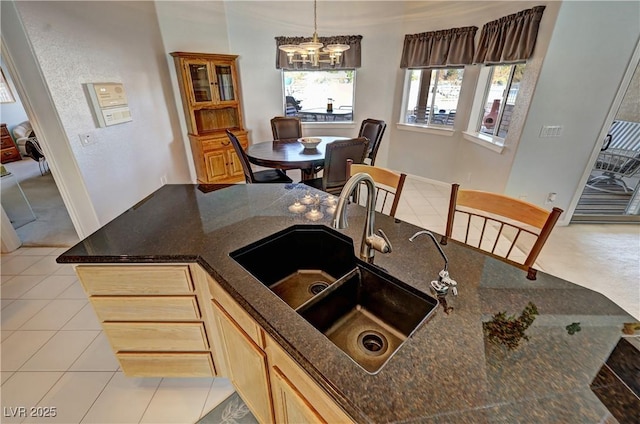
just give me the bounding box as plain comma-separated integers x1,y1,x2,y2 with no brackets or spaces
333,173,392,263
409,230,458,297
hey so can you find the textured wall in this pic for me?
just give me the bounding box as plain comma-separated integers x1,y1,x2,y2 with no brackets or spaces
616,63,640,123
506,1,640,220
14,1,191,225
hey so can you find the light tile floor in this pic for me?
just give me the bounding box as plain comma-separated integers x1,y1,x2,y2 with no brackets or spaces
1,176,638,423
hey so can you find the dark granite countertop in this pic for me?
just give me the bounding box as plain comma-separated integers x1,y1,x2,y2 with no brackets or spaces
58,184,638,423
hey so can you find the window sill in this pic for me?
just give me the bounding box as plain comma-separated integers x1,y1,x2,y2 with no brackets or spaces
462,131,505,153
396,123,455,137
302,122,357,130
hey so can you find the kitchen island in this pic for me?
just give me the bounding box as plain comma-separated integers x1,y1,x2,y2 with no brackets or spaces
57,183,638,423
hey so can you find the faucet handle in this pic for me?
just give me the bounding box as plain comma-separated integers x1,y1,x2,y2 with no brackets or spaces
367,229,393,254
437,270,458,296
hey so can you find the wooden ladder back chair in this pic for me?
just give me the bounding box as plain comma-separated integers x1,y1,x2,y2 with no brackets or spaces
348,161,407,217
441,183,563,280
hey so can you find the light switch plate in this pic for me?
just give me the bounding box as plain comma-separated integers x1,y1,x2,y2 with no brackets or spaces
79,132,95,146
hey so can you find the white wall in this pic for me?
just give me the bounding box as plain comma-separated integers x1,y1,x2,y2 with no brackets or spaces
155,1,231,182
386,1,560,187
505,1,640,217
12,1,191,225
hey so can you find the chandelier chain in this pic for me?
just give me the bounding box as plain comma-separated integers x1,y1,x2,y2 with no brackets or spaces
313,0,318,34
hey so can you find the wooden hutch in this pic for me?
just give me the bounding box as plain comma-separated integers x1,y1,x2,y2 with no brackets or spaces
171,52,248,183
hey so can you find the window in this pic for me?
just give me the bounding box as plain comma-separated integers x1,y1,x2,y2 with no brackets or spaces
0,68,15,104
282,70,355,123
400,68,463,128
477,63,525,139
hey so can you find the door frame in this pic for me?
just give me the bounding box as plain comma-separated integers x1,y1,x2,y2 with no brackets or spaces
566,37,640,222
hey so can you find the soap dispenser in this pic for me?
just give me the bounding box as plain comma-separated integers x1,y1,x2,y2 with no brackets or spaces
326,98,333,113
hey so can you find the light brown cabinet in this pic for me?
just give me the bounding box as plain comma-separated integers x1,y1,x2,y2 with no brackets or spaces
76,264,217,377
207,273,354,424
171,52,248,183
265,335,354,424
76,263,354,423
213,301,274,424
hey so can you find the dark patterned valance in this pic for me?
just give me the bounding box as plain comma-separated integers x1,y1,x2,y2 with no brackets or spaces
400,26,477,69
474,6,546,64
275,35,362,69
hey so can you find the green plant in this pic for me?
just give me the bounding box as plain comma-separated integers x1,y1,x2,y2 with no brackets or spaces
483,302,539,350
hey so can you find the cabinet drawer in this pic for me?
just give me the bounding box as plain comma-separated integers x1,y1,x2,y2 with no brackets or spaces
1,147,21,163
117,352,215,377
199,133,247,151
77,265,194,295
1,136,15,149
90,296,200,321
103,322,208,351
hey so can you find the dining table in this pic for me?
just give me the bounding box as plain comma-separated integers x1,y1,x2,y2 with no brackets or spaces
245,136,348,181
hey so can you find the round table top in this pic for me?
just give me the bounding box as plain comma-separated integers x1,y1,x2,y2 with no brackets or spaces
246,136,348,171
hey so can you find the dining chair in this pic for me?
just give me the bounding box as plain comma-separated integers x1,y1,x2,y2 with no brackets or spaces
303,137,369,195
358,119,386,165
270,116,303,141
441,183,563,280
226,130,293,184
347,161,407,218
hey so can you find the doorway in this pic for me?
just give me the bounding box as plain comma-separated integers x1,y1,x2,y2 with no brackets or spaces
572,61,640,223
0,54,79,247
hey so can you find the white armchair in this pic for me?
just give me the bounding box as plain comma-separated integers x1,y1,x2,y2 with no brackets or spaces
12,121,34,157
12,121,47,175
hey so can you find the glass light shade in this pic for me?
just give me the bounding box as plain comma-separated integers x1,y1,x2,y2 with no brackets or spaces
325,44,350,53
279,45,301,53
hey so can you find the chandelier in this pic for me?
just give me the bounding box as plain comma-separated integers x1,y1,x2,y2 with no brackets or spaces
278,0,350,67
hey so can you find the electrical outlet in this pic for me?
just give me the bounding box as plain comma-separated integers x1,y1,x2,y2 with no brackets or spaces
79,132,95,146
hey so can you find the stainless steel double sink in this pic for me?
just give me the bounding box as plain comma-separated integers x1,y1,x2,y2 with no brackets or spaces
230,225,438,374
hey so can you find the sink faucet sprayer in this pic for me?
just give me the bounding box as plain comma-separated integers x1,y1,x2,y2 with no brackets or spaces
409,230,458,297
333,173,392,263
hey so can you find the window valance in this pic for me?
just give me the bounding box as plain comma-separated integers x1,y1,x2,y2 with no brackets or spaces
400,26,478,69
473,6,546,64
275,35,362,70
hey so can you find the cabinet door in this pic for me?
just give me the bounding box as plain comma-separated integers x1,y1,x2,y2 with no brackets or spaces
184,59,215,105
271,366,327,424
204,149,232,182
212,63,236,103
266,337,354,423
213,301,273,424
225,148,244,178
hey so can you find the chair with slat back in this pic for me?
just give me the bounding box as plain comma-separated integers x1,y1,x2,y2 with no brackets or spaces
303,137,369,195
347,160,406,218
270,116,302,141
441,183,563,280
226,130,293,184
